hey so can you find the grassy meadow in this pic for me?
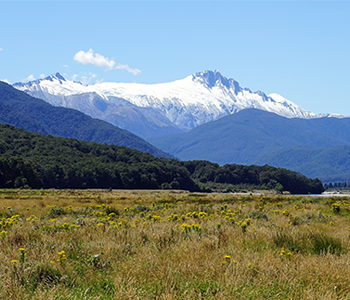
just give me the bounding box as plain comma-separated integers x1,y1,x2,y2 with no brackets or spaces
1,189,350,299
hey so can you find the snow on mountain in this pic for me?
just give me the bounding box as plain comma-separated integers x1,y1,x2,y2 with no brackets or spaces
13,70,337,135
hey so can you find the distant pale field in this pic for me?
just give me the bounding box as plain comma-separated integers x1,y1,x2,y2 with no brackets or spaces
1,189,350,299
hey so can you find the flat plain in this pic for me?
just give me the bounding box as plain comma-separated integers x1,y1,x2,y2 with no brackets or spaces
1,189,350,299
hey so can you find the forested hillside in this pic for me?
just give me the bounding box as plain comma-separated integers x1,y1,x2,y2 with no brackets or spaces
0,124,324,194
0,81,172,158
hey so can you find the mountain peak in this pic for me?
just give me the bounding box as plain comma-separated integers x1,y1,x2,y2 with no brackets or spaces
12,72,67,89
14,69,332,134
45,72,66,82
193,70,223,88
192,70,241,92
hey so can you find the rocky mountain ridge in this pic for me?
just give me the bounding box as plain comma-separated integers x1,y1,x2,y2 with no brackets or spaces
14,70,342,139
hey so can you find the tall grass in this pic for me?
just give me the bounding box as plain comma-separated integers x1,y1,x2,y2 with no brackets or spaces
0,189,350,299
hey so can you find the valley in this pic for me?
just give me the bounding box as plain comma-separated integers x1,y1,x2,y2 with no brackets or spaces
4,70,350,184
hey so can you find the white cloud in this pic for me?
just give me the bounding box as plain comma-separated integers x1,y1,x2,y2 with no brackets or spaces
95,78,104,84
73,48,141,75
74,49,115,70
70,73,103,85
1,79,10,84
80,72,98,86
39,73,46,79
23,74,35,82
115,63,141,76
0,48,3,51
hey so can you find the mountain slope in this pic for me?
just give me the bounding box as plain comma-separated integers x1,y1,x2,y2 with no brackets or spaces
150,109,350,163
13,70,337,138
149,109,350,181
254,145,350,182
0,81,173,158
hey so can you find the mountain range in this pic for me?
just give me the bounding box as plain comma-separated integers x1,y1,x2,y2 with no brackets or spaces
13,70,342,140
8,70,350,183
149,109,350,182
0,81,172,158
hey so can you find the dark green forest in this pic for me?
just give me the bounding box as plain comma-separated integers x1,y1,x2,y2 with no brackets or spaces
0,124,324,194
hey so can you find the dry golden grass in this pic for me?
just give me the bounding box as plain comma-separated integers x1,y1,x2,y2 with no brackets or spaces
1,189,350,299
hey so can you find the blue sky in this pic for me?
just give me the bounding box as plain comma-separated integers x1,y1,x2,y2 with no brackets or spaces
1,1,350,116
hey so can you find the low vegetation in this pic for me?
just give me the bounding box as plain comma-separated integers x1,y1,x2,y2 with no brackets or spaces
1,189,350,299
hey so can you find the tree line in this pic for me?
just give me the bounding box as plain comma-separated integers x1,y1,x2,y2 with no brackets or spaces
0,124,324,194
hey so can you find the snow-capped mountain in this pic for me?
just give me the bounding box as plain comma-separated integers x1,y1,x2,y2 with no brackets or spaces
13,70,339,138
